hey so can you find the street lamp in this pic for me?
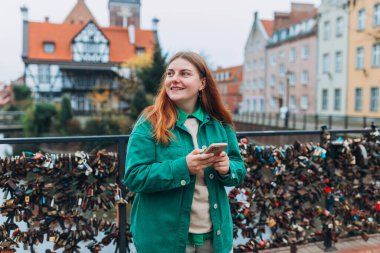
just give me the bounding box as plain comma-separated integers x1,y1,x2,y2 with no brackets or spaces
285,70,292,128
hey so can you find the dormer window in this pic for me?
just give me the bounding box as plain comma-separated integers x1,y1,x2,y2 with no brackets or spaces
43,42,55,53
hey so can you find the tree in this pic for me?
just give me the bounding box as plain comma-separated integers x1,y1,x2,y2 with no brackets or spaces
60,96,73,126
23,103,56,136
130,87,149,120
13,85,31,101
137,42,167,95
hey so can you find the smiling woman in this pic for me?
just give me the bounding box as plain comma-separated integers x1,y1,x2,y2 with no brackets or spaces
124,51,246,253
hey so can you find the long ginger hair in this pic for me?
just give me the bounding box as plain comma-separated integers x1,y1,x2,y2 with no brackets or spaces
142,51,233,144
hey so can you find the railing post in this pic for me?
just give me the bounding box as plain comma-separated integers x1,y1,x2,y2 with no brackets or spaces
328,115,333,129
315,114,319,130
292,113,296,129
262,112,266,125
118,138,128,253
363,116,367,128
303,114,307,130
344,116,348,129
275,113,279,127
268,112,272,126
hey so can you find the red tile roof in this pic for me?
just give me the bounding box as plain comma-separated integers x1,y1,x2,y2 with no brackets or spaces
261,20,274,37
214,65,243,82
28,22,155,63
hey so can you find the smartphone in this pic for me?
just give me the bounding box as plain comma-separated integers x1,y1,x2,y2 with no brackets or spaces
203,143,227,155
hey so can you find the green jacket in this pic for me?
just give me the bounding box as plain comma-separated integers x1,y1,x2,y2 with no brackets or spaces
124,106,246,253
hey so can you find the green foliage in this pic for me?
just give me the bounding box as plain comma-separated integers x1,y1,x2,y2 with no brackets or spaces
13,85,31,101
137,42,167,95
64,119,82,135
130,88,149,120
60,97,73,126
83,116,132,135
22,103,56,137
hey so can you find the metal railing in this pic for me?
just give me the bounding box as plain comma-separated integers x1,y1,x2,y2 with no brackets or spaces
0,126,373,252
234,112,380,130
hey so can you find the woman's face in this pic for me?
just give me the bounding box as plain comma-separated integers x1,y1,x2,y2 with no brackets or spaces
164,58,205,112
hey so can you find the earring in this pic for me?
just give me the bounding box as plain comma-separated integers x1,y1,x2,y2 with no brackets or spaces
198,89,203,100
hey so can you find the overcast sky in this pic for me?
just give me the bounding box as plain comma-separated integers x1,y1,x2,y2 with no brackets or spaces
0,0,320,83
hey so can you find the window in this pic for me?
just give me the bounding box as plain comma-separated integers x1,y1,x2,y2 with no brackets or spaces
246,98,250,112
323,53,330,73
356,47,364,69
43,42,55,53
289,48,296,62
336,17,343,37
357,9,366,31
279,64,285,76
270,75,276,87
301,95,308,110
301,70,309,85
280,50,285,58
259,78,265,90
136,47,146,55
301,45,309,59
271,53,276,66
253,79,257,90
259,97,265,112
374,4,380,26
290,95,296,110
259,58,265,69
271,96,277,108
324,21,331,40
253,60,257,70
223,85,227,94
322,89,328,110
335,51,343,72
372,43,380,67
278,82,284,95
38,65,50,83
355,88,363,111
253,98,257,112
370,87,379,112
334,88,341,110
288,72,296,86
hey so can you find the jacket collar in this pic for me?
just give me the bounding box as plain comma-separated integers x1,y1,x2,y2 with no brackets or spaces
176,104,211,127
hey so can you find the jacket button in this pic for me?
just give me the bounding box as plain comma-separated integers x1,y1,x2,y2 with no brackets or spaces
209,174,214,179
180,180,186,186
213,203,218,209
216,230,221,235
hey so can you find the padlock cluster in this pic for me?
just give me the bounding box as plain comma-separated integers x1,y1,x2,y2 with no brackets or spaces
0,150,131,253
231,126,380,252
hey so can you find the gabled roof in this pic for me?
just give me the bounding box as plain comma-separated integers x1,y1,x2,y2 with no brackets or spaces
261,20,274,37
64,0,97,25
27,21,155,63
214,65,243,82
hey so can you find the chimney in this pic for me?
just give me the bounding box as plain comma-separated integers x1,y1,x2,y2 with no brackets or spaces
128,17,136,45
45,16,50,23
151,17,159,32
254,11,258,22
20,5,28,21
20,5,29,59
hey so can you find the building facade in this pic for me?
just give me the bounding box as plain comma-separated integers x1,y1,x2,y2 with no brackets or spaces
20,0,155,114
241,12,273,113
213,65,243,114
266,3,318,115
317,0,349,116
347,0,380,117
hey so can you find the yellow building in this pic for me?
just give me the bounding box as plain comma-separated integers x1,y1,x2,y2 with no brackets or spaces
347,0,380,116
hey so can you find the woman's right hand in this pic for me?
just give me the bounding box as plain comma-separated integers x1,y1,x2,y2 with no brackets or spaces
186,149,217,175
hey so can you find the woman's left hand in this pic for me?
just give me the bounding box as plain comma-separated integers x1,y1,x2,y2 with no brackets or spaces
213,151,230,175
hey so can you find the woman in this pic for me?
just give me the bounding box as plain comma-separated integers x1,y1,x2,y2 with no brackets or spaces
124,51,246,253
